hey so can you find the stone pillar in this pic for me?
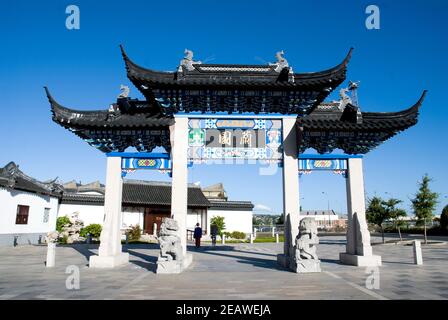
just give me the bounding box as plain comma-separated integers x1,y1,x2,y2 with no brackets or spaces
277,117,300,270
201,209,207,235
340,157,381,267
46,242,56,267
90,156,129,268
170,117,189,257
413,240,423,265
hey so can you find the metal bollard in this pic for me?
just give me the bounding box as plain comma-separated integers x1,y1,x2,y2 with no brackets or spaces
275,233,279,243
413,240,423,265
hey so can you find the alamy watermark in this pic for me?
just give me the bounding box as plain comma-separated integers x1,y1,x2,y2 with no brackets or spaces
365,266,380,290
66,5,80,30
365,5,380,30
65,265,80,290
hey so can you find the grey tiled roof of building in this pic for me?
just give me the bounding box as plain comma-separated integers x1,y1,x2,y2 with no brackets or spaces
61,179,210,208
208,200,254,211
0,162,63,197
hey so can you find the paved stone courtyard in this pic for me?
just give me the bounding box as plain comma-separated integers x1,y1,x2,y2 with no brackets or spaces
0,235,447,300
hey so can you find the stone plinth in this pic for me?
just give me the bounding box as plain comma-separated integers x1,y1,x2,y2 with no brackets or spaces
156,253,193,274
295,259,321,273
340,252,381,267
89,252,129,268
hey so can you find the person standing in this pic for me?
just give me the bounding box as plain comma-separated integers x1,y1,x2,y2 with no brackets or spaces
210,224,218,247
193,223,202,248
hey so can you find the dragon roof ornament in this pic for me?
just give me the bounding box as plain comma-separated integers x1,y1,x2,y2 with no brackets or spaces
178,49,202,72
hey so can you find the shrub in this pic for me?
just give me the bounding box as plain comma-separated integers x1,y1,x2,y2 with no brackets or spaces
80,224,102,239
127,225,142,242
56,216,71,232
230,231,246,239
222,231,231,238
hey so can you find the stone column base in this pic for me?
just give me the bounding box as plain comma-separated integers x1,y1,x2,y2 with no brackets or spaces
89,252,129,268
156,253,193,274
340,253,382,267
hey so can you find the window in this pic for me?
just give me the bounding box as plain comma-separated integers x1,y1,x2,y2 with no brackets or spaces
43,208,50,223
16,205,30,225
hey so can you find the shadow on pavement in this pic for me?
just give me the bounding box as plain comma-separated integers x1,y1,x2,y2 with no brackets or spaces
194,247,288,272
126,248,158,272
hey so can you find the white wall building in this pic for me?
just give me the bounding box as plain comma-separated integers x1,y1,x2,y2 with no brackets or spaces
0,162,61,246
0,161,254,246
201,183,254,236
59,180,210,236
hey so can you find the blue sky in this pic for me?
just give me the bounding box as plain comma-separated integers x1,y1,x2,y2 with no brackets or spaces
1,0,447,215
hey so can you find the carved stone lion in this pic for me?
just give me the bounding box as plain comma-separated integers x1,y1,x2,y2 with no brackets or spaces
158,218,183,262
294,217,321,273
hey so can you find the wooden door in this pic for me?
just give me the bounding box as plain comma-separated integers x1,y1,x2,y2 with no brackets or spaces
144,208,170,235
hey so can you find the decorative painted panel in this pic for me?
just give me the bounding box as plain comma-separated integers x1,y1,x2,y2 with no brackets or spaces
298,158,347,177
188,118,283,163
121,157,171,177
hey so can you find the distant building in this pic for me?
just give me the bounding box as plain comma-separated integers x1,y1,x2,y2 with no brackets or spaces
299,210,347,229
0,162,61,246
60,180,210,235
201,183,228,201
0,162,254,245
204,183,253,234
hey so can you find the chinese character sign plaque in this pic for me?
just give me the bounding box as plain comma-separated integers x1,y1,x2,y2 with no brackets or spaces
188,118,283,163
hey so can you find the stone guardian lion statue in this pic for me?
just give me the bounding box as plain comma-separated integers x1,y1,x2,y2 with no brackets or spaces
158,217,183,262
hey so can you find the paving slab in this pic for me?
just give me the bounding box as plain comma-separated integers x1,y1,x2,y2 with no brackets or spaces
0,236,447,299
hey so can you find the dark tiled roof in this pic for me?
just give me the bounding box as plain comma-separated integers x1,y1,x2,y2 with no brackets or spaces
61,180,210,208
208,200,254,211
297,91,426,154
121,45,352,115
46,87,174,129
123,181,209,207
122,45,352,88
0,162,63,197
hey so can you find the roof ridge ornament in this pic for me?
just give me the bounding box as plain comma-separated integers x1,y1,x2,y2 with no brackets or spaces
269,50,289,73
178,49,202,72
338,87,352,110
118,85,130,98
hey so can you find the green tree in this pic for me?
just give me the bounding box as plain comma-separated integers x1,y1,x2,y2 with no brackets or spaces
210,216,226,237
440,205,448,231
56,216,71,232
411,175,439,244
383,198,407,242
252,216,260,226
366,196,387,243
276,214,284,225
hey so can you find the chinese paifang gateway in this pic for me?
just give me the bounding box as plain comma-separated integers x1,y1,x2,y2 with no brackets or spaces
46,46,425,155
46,46,426,271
